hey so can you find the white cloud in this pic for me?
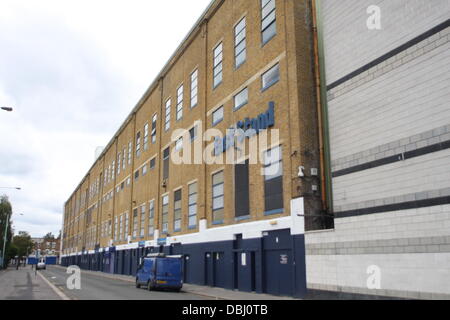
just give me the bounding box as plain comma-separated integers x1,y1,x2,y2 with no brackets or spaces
0,0,211,237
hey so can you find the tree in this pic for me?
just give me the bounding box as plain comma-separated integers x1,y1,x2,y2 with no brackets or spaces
6,243,18,261
12,232,34,258
0,195,13,268
43,232,55,241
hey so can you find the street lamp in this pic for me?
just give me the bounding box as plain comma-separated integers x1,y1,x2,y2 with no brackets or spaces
1,107,13,112
0,187,21,190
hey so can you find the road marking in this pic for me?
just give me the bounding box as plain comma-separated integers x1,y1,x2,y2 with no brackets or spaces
37,271,71,301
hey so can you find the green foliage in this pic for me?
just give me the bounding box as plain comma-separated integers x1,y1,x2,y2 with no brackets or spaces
0,195,13,268
12,232,34,258
6,243,18,260
44,232,55,241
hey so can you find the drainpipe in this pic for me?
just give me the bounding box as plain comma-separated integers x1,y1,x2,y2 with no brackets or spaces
311,0,333,220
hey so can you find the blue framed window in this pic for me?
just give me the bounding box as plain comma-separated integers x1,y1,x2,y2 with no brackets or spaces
190,69,198,108
174,189,182,232
234,87,248,111
188,182,198,229
176,85,183,121
213,43,223,88
162,195,169,234
212,171,224,224
262,63,280,91
212,106,224,126
165,99,171,131
261,0,276,45
148,200,155,236
234,17,246,68
263,145,284,214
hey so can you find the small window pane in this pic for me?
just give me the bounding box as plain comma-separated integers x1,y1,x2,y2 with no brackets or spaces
213,196,224,210
262,22,276,44
234,88,248,110
213,107,224,125
212,171,224,185
262,64,280,90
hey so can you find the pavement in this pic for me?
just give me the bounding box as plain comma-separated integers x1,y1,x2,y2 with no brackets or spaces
0,266,61,300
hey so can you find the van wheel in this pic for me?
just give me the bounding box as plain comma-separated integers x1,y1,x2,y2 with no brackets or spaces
135,279,141,289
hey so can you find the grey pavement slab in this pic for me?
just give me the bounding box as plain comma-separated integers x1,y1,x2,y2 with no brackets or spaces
0,266,61,300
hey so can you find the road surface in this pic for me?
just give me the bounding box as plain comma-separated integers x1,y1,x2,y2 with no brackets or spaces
39,265,211,300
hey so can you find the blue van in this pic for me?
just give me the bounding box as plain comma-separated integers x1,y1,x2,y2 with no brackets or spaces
136,254,183,292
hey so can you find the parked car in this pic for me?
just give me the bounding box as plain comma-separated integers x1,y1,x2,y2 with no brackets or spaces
36,261,46,270
136,253,183,292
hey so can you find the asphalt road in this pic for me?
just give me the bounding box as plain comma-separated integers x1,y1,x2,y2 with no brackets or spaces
0,266,61,300
40,265,211,300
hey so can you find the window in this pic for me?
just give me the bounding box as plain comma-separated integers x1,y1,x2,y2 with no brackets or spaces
190,69,198,108
234,87,248,110
111,161,115,180
143,123,149,151
162,195,169,234
133,208,138,238
213,43,223,88
114,217,119,242
235,17,246,68
188,182,198,228
264,146,284,214
148,200,155,236
124,213,129,241
140,204,146,238
128,142,132,165
134,170,140,181
174,189,182,232
212,171,224,223
117,153,121,175
176,85,183,121
136,132,141,158
142,164,148,176
235,160,250,218
189,125,198,142
175,137,183,151
151,114,157,144
262,63,280,90
163,147,170,180
119,215,124,241
261,0,276,45
122,148,126,170
165,99,171,131
150,158,156,170
212,106,224,126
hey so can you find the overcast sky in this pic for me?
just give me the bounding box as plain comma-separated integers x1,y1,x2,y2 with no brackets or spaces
0,0,212,238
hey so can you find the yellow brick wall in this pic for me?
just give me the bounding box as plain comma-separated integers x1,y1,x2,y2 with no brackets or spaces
62,0,320,253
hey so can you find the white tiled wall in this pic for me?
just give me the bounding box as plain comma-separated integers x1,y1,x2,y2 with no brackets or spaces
322,0,450,84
